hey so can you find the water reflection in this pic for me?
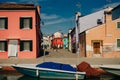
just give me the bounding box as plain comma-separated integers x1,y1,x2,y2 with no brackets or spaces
0,74,119,80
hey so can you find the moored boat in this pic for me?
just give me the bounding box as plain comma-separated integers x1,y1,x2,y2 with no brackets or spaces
13,62,86,80
0,66,2,70
100,65,120,76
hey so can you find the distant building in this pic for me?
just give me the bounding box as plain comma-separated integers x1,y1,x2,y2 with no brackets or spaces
77,6,120,58
63,34,68,49
70,28,76,53
0,3,41,58
68,29,72,52
51,32,63,49
41,36,50,49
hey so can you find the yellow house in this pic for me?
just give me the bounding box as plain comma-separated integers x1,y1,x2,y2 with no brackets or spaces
78,6,120,58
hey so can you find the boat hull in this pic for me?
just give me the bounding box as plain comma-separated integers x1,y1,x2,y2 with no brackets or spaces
100,65,120,76
13,65,86,80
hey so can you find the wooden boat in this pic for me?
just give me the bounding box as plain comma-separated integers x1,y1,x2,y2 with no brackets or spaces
100,65,120,76
13,62,86,80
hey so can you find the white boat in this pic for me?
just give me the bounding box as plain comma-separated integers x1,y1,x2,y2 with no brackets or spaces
13,62,86,80
0,66,2,70
100,65,120,76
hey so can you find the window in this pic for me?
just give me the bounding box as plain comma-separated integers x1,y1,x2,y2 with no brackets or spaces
97,19,102,25
117,39,120,48
117,22,120,29
0,41,7,52
0,18,8,29
20,17,32,29
20,40,32,51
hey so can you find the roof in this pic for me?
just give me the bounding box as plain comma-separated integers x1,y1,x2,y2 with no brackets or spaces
112,4,120,11
0,3,37,10
78,9,105,33
54,32,62,38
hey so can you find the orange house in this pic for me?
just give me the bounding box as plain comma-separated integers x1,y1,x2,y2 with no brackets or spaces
0,3,41,58
79,6,120,58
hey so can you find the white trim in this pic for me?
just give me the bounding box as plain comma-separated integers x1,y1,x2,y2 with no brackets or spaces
13,64,86,74
0,16,7,18
20,16,32,18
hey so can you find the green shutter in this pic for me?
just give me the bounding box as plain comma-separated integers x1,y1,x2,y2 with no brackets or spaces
20,18,23,29
20,41,24,51
5,18,8,29
117,39,120,47
30,41,32,51
117,22,120,28
5,41,7,51
30,17,32,29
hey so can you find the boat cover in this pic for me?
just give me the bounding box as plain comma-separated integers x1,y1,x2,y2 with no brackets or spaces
36,62,76,72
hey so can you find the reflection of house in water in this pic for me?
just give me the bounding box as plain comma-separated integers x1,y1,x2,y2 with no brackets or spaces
77,5,120,58
51,32,63,49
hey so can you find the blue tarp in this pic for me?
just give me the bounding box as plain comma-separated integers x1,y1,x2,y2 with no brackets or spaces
36,62,76,72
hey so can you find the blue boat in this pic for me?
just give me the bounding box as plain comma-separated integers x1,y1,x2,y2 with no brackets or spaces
13,62,86,80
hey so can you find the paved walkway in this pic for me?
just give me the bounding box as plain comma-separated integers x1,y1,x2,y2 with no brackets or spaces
0,49,120,66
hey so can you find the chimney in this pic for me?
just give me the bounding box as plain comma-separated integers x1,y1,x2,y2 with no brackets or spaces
36,5,40,15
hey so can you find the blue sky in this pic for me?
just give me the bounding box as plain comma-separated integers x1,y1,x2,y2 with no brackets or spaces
0,0,120,35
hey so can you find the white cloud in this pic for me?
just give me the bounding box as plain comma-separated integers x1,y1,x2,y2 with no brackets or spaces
44,18,67,26
41,13,59,20
18,0,46,4
41,13,74,26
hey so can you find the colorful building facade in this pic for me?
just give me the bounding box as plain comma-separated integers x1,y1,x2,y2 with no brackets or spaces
63,34,68,49
78,6,120,58
0,3,41,58
51,32,63,49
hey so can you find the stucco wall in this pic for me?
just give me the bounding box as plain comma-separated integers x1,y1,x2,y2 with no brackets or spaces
0,10,37,58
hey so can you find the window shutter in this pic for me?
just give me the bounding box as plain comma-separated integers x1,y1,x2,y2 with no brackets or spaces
5,18,8,29
30,41,32,51
5,41,7,51
20,18,23,29
30,17,32,29
20,41,24,51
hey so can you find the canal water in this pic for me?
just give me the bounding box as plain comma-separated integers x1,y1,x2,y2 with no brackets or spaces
0,70,119,80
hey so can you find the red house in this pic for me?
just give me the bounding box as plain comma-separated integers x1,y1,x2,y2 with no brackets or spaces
0,3,41,58
52,32,63,48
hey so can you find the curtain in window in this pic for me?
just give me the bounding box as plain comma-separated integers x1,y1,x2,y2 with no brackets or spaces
23,19,30,29
24,41,30,51
20,40,32,51
0,19,5,29
20,17,32,29
0,42,5,51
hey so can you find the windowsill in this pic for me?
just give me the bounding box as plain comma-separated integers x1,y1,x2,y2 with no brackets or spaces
20,27,31,30
21,50,31,52
0,28,7,30
0,51,6,52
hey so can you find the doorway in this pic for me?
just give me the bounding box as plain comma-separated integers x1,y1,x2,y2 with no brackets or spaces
92,40,102,57
8,40,18,57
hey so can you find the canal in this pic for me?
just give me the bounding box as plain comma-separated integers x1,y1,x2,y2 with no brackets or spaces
0,70,119,80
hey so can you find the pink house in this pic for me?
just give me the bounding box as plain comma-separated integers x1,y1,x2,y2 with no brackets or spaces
0,3,41,58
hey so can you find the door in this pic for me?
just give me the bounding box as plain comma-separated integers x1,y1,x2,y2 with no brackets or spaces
93,42,100,54
8,40,18,57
